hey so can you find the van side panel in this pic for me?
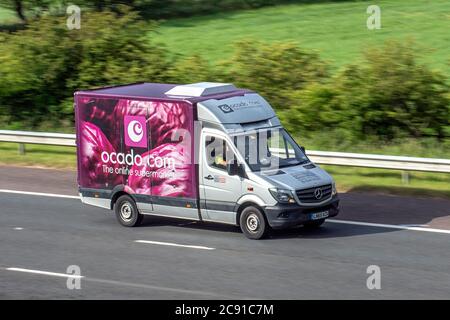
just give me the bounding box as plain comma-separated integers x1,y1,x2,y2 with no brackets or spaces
76,95,124,200
76,95,197,210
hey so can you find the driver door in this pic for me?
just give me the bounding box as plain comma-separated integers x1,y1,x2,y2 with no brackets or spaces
200,131,243,224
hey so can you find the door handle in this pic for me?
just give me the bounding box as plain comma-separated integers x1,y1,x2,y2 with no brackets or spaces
204,175,214,180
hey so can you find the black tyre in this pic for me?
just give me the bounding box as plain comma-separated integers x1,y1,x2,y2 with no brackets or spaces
303,218,325,229
239,206,269,240
114,195,143,227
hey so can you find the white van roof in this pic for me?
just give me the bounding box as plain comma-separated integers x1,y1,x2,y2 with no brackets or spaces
165,82,237,97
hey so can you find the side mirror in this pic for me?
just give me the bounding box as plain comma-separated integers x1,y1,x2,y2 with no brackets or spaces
227,160,239,176
300,146,306,153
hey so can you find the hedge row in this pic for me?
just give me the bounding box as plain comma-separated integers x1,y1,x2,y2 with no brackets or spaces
0,0,355,21
0,8,448,142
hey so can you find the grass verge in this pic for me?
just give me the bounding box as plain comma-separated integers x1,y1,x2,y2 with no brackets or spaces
0,142,76,169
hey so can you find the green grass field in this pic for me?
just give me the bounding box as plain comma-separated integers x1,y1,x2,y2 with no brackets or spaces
0,7,17,24
1,1,448,72
154,0,450,74
1,142,448,199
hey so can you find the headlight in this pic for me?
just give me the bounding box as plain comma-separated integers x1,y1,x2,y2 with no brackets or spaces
269,188,296,204
332,182,337,196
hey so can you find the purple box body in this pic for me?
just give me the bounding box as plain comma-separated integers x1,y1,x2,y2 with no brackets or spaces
75,82,249,201
75,83,199,200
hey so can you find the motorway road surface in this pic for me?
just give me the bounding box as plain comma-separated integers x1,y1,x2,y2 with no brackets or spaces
0,165,449,299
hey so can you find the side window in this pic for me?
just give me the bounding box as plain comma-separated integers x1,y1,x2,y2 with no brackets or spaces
268,130,294,159
205,135,235,171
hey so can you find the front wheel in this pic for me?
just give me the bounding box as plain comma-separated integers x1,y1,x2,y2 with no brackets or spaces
239,206,269,240
115,195,143,227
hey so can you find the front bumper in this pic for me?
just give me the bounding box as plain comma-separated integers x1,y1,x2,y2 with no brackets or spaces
264,195,339,229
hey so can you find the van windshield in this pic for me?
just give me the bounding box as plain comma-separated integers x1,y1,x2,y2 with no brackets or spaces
232,128,309,172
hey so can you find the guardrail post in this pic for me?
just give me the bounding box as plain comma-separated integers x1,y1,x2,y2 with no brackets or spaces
401,171,410,185
18,143,26,155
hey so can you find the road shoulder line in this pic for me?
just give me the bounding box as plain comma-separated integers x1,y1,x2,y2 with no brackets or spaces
0,189,79,199
327,219,450,235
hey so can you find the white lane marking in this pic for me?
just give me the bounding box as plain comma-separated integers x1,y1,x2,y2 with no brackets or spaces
400,224,430,227
327,219,450,235
1,189,450,236
6,267,84,279
81,277,235,298
135,240,215,250
13,227,23,230
0,189,79,199
3,268,236,298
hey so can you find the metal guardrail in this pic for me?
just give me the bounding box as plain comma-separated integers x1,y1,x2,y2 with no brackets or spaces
0,130,76,147
1,130,450,173
305,150,450,173
268,148,450,174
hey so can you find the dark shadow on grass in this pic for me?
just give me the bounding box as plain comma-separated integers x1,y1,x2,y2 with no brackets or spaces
0,22,25,32
154,0,362,27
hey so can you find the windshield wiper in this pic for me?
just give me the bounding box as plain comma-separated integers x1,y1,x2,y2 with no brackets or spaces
298,159,310,165
279,162,300,168
278,159,309,168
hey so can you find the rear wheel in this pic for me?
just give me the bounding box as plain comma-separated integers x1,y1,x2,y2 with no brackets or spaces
239,206,269,240
303,218,325,229
115,195,143,227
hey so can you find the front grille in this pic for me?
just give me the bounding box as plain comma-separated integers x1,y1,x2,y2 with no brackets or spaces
296,184,332,203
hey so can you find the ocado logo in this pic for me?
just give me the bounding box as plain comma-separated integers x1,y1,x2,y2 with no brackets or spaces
124,115,147,148
128,120,144,143
218,104,234,114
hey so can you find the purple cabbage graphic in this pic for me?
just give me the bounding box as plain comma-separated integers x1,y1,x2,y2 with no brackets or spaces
127,143,194,198
113,100,191,148
79,121,122,188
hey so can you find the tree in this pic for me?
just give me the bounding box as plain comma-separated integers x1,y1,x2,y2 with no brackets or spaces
13,0,25,21
0,6,171,128
285,41,450,141
347,41,449,139
222,40,328,109
166,55,215,84
0,0,55,21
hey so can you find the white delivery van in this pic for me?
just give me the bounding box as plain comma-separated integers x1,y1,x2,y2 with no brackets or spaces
75,82,339,239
